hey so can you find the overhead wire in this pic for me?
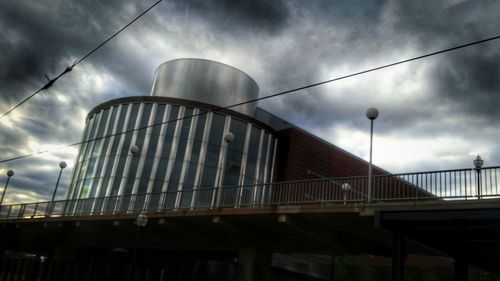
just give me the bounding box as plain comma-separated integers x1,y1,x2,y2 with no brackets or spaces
0,0,163,120
1,33,499,164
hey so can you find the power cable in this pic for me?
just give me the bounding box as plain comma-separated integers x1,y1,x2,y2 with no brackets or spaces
1,33,499,164
0,0,163,120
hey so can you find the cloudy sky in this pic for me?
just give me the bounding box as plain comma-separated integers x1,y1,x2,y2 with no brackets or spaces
0,0,499,203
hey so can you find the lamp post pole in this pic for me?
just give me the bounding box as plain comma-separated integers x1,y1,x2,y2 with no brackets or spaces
51,161,67,202
213,132,234,208
47,161,67,216
130,212,148,280
341,182,351,205
129,145,139,211
366,108,379,203
473,155,484,199
0,170,14,206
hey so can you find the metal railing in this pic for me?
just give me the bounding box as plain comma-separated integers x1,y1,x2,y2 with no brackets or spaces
0,166,499,220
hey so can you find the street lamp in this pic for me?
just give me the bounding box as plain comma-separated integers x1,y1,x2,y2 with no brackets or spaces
0,170,14,206
130,144,140,155
473,155,484,199
223,132,234,143
136,212,148,227
341,182,351,205
366,107,379,203
51,161,67,202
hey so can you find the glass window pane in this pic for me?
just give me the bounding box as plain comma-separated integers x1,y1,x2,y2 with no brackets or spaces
267,137,276,181
146,104,165,158
138,156,155,194
111,131,133,194
128,104,147,193
105,106,118,136
153,105,180,191
167,160,183,191
167,108,193,191
116,104,129,134
153,157,169,193
183,111,207,188
184,159,199,189
200,166,217,189
199,113,225,188
244,127,261,185
87,113,100,140
99,177,111,197
229,118,247,153
258,132,270,183
208,113,225,145
195,111,207,141
127,103,140,130
125,153,141,194
96,108,110,138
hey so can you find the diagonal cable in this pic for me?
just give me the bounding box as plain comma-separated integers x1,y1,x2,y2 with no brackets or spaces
0,0,163,120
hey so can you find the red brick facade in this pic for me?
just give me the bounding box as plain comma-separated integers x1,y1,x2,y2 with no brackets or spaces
273,127,431,201
276,127,387,181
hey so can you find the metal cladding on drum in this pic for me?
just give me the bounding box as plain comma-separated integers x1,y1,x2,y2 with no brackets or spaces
150,59,259,116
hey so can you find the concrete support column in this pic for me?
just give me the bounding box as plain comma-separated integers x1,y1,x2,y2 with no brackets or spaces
330,255,336,281
392,231,405,281
254,251,276,280
237,249,257,281
454,256,468,281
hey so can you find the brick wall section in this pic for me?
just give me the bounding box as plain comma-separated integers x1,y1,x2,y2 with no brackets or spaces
274,127,431,201
276,127,387,181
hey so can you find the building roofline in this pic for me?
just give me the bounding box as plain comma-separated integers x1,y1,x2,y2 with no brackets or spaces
257,107,392,175
154,58,260,94
86,95,276,133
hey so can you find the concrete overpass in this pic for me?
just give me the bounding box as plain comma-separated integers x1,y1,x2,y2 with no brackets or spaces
1,167,500,280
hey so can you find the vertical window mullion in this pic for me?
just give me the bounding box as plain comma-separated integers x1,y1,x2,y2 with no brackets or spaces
117,103,145,196
174,108,199,208
78,111,103,199
131,103,158,195
107,104,132,196
190,112,212,208
161,106,185,193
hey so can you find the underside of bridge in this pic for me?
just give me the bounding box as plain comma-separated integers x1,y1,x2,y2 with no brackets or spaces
377,207,500,278
1,202,500,280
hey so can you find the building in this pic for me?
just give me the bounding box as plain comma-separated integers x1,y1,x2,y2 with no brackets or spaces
65,58,388,213
1,59,497,281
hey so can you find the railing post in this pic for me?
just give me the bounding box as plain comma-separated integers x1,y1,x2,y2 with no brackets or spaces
157,192,164,211
476,168,482,199
19,204,26,219
143,193,150,212
45,202,52,217
6,205,12,219
32,202,39,218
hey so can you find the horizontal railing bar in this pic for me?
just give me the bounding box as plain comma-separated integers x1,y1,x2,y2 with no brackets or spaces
374,166,500,177
0,166,499,220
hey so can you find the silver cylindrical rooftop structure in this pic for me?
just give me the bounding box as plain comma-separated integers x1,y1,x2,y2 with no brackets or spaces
150,59,259,116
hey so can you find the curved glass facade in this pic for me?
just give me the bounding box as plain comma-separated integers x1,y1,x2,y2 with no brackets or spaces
66,98,277,210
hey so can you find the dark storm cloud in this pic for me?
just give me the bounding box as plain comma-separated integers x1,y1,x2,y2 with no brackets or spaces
172,0,290,35
1,0,500,200
255,0,388,89
387,0,500,119
390,0,499,47
0,2,91,99
430,50,500,119
0,1,151,103
0,1,168,201
263,0,500,140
